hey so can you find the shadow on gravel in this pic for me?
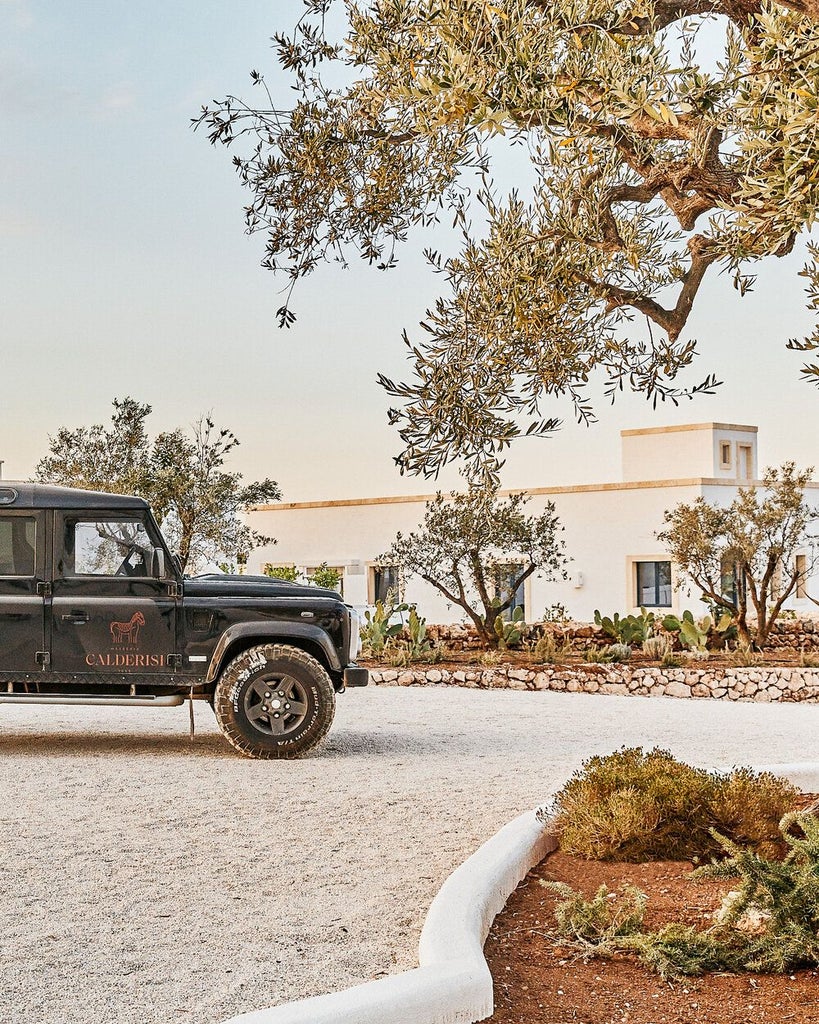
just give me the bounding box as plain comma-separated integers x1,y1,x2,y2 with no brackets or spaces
323,726,540,759
0,731,229,758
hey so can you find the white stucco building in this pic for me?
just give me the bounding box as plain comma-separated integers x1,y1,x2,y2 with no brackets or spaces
246,423,819,623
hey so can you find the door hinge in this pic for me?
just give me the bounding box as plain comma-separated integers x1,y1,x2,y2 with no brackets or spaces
35,651,51,668
167,581,182,599
167,654,182,670
37,581,52,597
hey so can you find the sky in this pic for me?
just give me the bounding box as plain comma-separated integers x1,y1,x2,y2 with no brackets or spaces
2,1,818,502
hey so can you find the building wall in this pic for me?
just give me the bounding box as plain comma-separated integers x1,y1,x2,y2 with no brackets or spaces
621,423,758,483
247,481,710,622
245,424,816,624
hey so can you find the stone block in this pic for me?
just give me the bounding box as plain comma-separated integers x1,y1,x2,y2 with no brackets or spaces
665,681,692,699
599,682,629,695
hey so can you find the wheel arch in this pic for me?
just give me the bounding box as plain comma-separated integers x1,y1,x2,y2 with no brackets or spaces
206,623,342,688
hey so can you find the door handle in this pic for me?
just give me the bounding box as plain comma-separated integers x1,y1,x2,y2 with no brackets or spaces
61,612,90,624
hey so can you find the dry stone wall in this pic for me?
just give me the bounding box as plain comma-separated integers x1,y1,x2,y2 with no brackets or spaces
368,664,819,703
424,618,819,652
762,618,819,650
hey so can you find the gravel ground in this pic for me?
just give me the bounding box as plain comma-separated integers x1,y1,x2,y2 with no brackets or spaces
1,686,817,1024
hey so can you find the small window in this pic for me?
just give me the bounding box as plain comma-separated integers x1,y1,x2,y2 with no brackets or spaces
493,562,526,620
796,554,807,599
720,442,732,469
0,516,36,577
61,518,156,578
635,560,672,607
369,565,399,605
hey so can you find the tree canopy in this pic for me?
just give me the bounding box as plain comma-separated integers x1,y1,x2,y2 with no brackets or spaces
35,398,281,573
381,486,567,645
657,462,818,645
198,0,819,482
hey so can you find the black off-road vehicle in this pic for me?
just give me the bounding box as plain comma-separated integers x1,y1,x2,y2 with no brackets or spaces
0,483,367,758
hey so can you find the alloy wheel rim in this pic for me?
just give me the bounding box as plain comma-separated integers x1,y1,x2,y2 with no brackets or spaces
242,673,309,736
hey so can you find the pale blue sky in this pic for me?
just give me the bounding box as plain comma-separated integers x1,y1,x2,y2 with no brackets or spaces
2,1,817,500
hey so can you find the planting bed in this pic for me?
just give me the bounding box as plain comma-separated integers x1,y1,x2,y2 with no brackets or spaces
485,796,819,1024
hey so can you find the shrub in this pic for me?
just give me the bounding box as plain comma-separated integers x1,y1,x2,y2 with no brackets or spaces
360,594,408,656
726,642,763,667
707,767,801,860
594,608,655,646
386,606,439,665
681,648,711,662
545,812,819,978
662,610,710,652
642,635,671,660
607,643,632,663
263,563,300,582
307,562,341,590
585,644,631,664
543,602,570,624
543,881,646,943
493,604,528,649
531,631,573,664
799,648,819,668
552,747,798,862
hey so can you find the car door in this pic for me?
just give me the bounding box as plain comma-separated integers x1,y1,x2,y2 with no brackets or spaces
50,511,177,676
0,509,46,672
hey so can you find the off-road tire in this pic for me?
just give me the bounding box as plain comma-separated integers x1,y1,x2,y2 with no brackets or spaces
213,644,335,759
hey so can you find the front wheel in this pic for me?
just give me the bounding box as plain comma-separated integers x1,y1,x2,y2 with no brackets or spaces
213,645,335,759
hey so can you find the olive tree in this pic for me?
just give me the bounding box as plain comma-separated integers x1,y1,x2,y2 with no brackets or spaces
381,487,567,645
35,398,281,573
197,0,819,482
657,463,818,646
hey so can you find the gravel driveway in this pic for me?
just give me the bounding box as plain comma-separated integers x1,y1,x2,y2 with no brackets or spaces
1,686,816,1024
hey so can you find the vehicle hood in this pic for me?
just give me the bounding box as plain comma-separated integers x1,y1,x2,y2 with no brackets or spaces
183,574,342,601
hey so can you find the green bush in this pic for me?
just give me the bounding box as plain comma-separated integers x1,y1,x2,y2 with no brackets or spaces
263,563,300,582
307,562,341,591
584,643,631,664
726,642,763,667
544,812,819,978
642,635,671,660
543,881,646,942
594,608,655,646
707,767,802,860
531,631,573,664
385,605,439,666
552,747,798,862
360,594,408,656
492,604,528,649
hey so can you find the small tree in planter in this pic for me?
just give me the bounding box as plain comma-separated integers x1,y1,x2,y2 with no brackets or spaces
658,463,818,647
381,486,568,647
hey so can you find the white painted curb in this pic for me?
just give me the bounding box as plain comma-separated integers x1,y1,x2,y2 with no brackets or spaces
221,761,818,1024
222,810,557,1024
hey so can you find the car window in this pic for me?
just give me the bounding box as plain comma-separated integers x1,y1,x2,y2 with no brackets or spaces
61,518,155,577
0,516,36,577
